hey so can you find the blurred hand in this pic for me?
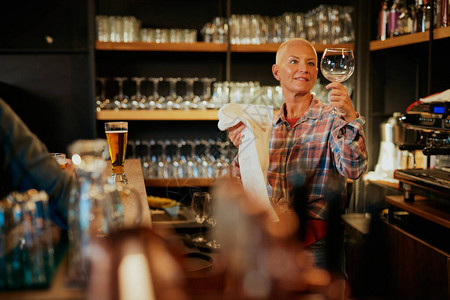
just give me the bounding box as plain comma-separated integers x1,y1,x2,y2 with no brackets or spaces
326,82,357,122
227,122,246,148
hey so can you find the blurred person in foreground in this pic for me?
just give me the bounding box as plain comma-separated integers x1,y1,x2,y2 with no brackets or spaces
228,38,368,292
0,97,73,230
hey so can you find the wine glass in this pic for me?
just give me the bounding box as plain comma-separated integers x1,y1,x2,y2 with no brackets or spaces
190,191,210,243
130,77,147,110
112,77,129,110
148,77,165,110
320,48,355,115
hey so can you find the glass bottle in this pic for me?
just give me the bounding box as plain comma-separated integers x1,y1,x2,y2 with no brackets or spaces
389,0,403,37
378,0,389,40
399,0,414,35
66,139,113,286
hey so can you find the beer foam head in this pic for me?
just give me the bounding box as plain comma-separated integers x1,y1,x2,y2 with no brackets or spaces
105,130,128,133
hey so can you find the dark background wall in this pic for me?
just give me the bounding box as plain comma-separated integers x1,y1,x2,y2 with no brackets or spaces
0,0,96,153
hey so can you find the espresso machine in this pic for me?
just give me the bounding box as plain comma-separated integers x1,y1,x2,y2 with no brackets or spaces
393,90,450,203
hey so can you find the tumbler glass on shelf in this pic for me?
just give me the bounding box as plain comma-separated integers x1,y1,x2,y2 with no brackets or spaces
105,121,129,184
320,48,355,115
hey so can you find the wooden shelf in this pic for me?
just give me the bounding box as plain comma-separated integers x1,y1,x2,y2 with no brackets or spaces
96,110,219,121
434,26,450,40
145,178,215,187
385,195,450,229
95,41,227,52
370,27,450,51
96,41,355,53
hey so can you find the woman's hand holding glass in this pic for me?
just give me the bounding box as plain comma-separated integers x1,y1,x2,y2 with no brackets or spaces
320,48,356,120
325,82,357,122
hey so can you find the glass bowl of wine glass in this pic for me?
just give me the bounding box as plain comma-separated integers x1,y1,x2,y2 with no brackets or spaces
320,48,355,115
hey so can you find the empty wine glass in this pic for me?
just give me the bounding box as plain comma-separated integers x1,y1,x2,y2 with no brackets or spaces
113,77,129,110
190,191,210,243
165,77,183,110
148,77,165,110
186,140,199,178
320,48,355,115
130,77,147,110
203,193,220,250
182,77,200,110
95,77,111,111
199,77,216,110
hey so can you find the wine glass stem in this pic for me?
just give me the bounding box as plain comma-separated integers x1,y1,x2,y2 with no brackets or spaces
153,81,160,98
118,81,124,99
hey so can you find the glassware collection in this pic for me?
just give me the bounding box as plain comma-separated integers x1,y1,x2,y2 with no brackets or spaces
377,0,449,41
95,77,287,111
95,4,355,45
126,139,234,179
0,190,55,289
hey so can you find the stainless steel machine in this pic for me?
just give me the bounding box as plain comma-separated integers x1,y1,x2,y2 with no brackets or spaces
394,90,450,203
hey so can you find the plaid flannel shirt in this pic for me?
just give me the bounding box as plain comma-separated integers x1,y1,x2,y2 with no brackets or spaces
268,96,368,220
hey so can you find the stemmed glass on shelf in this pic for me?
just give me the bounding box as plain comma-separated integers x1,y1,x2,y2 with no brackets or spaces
130,77,147,110
95,77,110,111
320,48,355,115
165,77,183,110
199,77,216,110
113,77,129,110
148,77,164,110
182,77,200,110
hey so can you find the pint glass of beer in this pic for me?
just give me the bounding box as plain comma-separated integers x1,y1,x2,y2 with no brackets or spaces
105,121,128,183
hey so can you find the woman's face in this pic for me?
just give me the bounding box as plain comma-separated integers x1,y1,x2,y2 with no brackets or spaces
272,41,318,96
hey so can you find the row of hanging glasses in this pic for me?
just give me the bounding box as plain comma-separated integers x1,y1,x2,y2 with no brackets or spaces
95,77,218,111
126,139,234,179
95,77,287,111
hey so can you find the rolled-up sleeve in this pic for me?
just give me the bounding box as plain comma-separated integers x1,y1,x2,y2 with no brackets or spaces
331,115,368,180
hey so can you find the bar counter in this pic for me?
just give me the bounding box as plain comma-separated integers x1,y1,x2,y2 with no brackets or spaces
0,159,150,299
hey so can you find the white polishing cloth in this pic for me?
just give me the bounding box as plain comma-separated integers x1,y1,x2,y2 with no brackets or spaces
218,103,279,222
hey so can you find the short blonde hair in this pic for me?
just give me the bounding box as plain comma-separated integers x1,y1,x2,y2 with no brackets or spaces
275,38,318,64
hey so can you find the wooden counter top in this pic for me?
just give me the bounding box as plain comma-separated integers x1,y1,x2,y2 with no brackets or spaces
107,158,151,227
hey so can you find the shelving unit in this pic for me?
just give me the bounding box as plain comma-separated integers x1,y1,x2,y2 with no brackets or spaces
95,41,228,52
369,27,450,51
96,109,220,121
95,41,355,53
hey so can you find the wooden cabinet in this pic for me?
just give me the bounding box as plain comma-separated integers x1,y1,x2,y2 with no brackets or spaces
384,195,450,300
